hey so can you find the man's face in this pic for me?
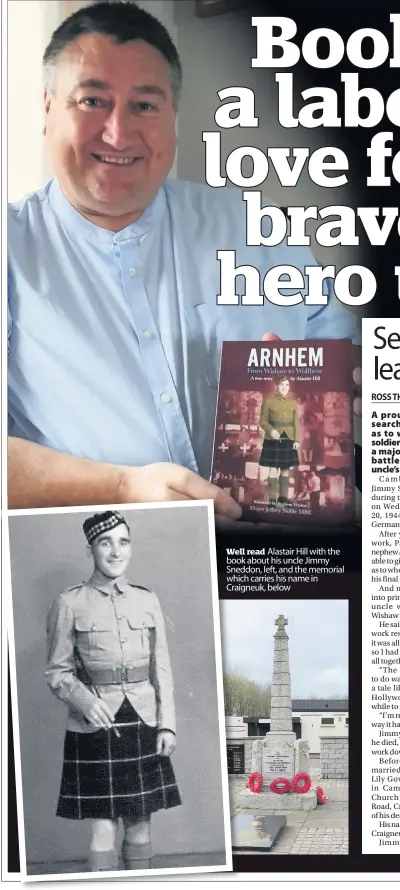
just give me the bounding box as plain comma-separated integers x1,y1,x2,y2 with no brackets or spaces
277,379,290,397
90,524,132,579
44,34,177,228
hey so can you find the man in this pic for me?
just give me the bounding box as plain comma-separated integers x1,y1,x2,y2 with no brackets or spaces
8,0,359,513
307,468,321,511
45,510,180,873
258,376,300,504
245,395,258,425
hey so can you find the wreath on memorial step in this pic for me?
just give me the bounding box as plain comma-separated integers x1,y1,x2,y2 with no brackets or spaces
269,777,293,794
292,772,312,794
248,772,263,793
269,772,312,794
251,771,327,801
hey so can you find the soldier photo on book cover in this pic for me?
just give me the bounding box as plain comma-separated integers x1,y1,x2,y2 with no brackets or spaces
211,340,354,525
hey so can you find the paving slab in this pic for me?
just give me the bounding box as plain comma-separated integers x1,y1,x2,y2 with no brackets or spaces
303,819,348,828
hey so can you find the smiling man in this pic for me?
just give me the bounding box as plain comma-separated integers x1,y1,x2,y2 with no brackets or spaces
8,0,358,513
43,30,177,228
45,510,180,872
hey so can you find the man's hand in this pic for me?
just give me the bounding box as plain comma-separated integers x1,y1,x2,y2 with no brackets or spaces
117,463,242,520
8,439,242,515
84,698,116,730
293,441,300,450
270,429,280,440
157,730,176,757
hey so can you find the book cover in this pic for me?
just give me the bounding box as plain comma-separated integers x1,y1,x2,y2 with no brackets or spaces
211,340,355,525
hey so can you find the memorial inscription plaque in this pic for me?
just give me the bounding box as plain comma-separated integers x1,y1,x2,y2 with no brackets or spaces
262,740,295,784
227,742,245,775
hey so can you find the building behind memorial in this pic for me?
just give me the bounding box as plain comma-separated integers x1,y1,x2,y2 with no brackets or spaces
226,699,348,755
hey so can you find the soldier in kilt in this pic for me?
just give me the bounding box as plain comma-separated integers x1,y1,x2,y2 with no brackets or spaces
45,511,181,873
258,376,300,504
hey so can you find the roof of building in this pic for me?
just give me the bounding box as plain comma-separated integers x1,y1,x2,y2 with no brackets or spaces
242,699,348,721
292,699,348,711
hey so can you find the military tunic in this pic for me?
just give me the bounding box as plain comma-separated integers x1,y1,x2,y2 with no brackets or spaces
45,574,181,820
258,394,300,469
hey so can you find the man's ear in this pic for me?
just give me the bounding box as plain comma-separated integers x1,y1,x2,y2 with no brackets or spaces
43,89,51,135
44,88,52,112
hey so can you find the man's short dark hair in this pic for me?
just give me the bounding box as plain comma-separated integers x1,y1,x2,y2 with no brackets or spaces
275,375,290,386
43,0,182,107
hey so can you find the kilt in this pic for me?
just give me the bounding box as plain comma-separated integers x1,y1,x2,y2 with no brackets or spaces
259,433,299,470
56,698,181,820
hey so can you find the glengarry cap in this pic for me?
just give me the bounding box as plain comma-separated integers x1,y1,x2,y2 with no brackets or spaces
83,511,127,544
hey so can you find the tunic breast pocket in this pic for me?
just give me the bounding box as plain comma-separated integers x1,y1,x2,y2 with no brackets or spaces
75,617,110,655
126,616,155,658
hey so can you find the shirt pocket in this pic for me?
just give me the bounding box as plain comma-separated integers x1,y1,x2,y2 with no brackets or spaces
187,302,267,390
126,615,155,658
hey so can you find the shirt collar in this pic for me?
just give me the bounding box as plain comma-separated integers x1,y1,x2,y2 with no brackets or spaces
48,178,166,244
89,571,131,596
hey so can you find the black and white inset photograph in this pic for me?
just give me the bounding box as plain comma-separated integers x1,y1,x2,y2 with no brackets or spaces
6,502,231,880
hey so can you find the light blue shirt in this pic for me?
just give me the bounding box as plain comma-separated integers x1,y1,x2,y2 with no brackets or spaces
8,178,357,479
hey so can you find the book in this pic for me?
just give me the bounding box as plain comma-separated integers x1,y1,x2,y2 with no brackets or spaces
211,339,355,525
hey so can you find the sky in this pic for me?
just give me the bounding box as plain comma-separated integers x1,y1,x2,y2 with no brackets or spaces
219,599,348,698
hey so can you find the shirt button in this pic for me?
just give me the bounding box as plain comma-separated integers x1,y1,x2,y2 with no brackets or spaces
120,638,126,644
128,268,136,278
160,392,172,403
143,330,153,339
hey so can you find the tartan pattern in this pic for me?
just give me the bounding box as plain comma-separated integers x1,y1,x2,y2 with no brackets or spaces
259,433,300,470
56,698,181,820
83,511,126,544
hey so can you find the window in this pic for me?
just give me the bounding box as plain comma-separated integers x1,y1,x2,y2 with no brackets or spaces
321,717,335,725
195,0,246,17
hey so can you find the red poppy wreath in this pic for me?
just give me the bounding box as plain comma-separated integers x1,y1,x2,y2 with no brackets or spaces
292,772,312,794
316,785,327,804
269,777,293,794
248,772,263,793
